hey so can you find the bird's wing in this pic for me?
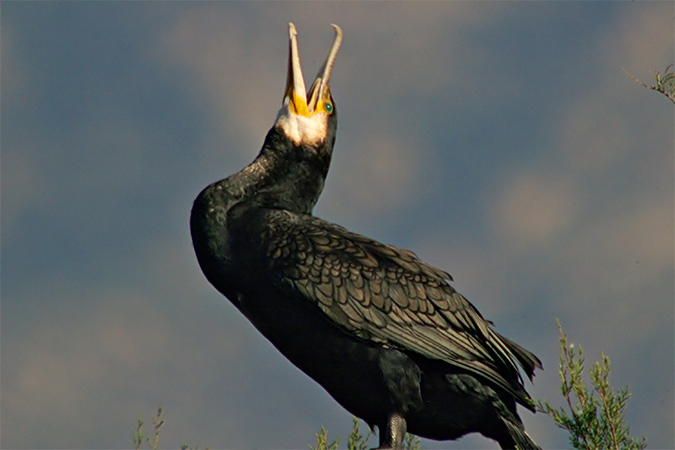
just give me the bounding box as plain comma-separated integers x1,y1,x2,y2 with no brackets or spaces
247,208,539,404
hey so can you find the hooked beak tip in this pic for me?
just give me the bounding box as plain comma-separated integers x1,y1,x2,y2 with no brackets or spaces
284,23,342,115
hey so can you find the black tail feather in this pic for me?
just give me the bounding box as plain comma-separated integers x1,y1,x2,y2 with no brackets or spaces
499,333,543,380
499,416,541,450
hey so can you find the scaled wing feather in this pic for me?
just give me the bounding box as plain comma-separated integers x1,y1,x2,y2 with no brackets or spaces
256,209,538,405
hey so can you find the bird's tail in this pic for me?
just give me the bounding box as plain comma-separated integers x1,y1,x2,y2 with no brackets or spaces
497,333,543,381
500,416,541,450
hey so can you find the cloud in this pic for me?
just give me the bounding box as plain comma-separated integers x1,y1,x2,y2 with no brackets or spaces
489,172,580,247
152,5,672,446
2,272,252,448
3,3,672,449
486,2,672,281
477,6,673,445
151,4,501,222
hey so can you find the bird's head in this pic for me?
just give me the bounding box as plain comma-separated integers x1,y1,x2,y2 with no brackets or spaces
274,23,342,149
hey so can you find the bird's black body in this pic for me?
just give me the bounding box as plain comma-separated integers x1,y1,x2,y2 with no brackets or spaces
190,24,542,449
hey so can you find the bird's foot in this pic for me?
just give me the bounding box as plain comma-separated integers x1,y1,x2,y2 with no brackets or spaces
376,412,406,450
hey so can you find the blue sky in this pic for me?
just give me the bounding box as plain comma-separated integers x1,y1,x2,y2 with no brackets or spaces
2,2,673,449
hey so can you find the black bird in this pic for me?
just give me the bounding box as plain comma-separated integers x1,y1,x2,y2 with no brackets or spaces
190,23,542,449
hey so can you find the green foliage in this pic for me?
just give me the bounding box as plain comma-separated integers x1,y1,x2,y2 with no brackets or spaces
133,407,164,450
310,425,341,450
135,319,646,450
310,416,422,450
309,417,369,450
535,320,647,450
133,407,208,450
309,417,422,450
346,416,372,450
624,64,675,104
402,432,423,450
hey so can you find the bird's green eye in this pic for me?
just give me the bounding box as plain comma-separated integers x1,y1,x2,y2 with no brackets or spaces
324,102,333,114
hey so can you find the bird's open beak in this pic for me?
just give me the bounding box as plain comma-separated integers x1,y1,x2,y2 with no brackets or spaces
284,23,342,117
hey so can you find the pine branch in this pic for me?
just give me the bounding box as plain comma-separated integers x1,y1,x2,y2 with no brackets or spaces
535,320,647,450
624,64,675,104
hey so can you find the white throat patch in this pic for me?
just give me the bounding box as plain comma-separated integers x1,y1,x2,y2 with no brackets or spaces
275,102,328,147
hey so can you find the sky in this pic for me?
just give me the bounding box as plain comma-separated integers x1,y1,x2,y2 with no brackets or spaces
2,2,673,449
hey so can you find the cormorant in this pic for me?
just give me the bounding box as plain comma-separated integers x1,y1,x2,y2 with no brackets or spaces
190,23,542,449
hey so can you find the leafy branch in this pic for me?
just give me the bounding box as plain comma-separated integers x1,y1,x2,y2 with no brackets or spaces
535,320,646,450
133,406,164,450
309,416,421,450
624,64,675,104
133,406,209,450
134,320,647,450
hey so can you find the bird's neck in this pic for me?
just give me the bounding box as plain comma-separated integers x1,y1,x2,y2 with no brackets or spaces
217,127,331,215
